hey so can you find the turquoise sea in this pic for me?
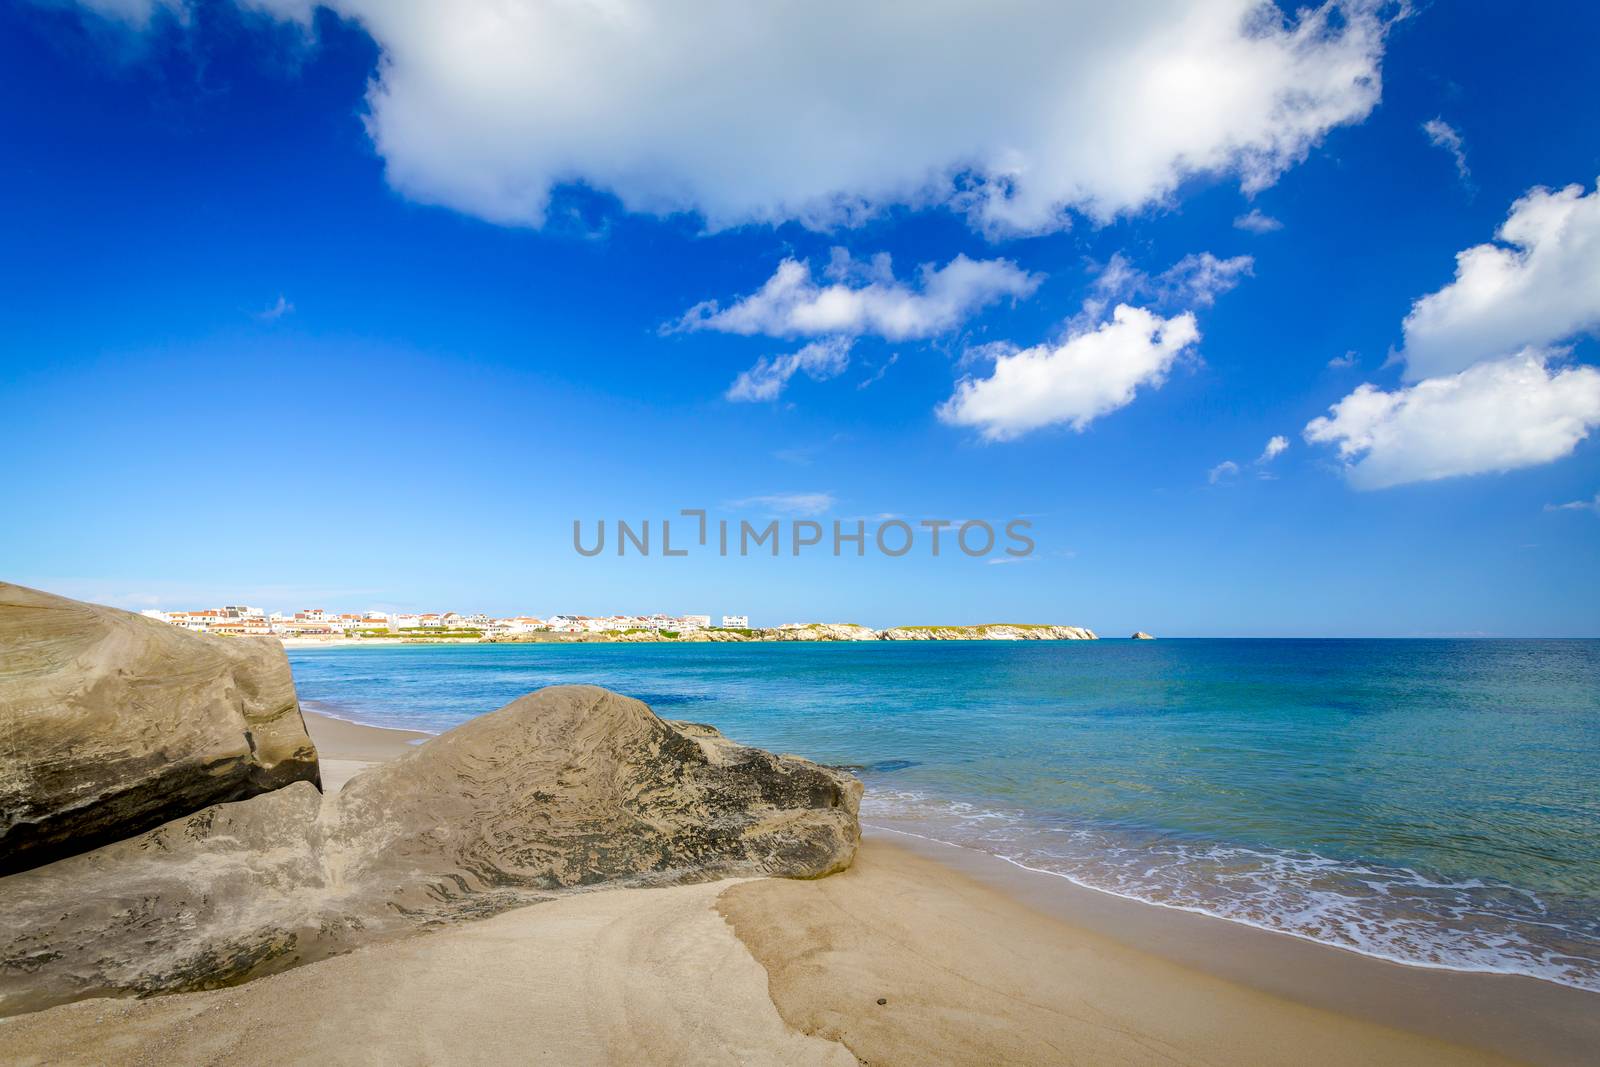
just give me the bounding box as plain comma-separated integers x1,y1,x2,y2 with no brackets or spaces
287,639,1600,992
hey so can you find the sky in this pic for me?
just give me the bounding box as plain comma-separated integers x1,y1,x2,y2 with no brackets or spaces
2,0,1598,636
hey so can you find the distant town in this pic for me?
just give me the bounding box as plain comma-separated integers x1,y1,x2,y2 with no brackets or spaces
139,606,748,638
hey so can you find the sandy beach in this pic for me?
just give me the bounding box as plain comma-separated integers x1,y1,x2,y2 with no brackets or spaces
2,710,1593,1065
299,707,432,792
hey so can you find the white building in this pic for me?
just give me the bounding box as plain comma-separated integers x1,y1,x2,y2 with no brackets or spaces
722,615,749,629
170,610,223,632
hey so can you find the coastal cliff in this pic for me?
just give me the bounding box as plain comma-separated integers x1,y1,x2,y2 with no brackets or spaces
0,582,319,875
877,624,1096,641
485,622,1098,644
767,622,880,641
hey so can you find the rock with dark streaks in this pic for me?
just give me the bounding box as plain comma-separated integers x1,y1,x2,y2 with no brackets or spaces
0,582,319,875
0,685,860,1015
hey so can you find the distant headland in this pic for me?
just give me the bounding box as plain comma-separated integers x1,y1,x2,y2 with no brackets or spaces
284,621,1100,646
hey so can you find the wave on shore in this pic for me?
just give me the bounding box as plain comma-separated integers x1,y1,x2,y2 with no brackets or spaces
862,787,1600,994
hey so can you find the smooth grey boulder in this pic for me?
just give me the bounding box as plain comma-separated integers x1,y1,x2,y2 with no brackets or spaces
0,685,861,1016
0,582,319,875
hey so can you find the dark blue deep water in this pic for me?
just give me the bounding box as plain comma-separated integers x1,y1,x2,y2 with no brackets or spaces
288,639,1600,990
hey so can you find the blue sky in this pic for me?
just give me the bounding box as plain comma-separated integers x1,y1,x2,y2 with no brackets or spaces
3,0,1598,635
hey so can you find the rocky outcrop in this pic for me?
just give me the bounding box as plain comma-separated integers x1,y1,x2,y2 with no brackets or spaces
0,582,319,875
680,628,754,642
0,686,861,1016
677,623,876,642
326,686,860,902
768,623,878,641
1131,632,1156,640
679,622,1096,642
877,624,1097,641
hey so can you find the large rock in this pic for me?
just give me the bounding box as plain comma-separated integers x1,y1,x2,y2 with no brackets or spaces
0,685,861,1015
0,583,319,875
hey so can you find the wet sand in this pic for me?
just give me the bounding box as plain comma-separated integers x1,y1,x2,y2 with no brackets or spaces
301,706,431,793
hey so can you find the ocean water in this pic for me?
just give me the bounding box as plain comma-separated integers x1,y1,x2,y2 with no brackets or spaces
286,639,1600,992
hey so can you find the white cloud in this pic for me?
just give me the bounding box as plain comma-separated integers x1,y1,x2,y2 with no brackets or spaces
70,0,184,26
1545,492,1599,515
1258,434,1289,463
1401,180,1600,380
220,0,1389,234
1209,434,1287,485
1084,251,1252,316
939,305,1200,441
1422,118,1470,181
1233,209,1284,233
1208,460,1241,484
732,492,836,516
857,353,898,390
1303,350,1600,489
725,338,852,403
677,251,1039,341
1309,180,1600,489
1162,253,1255,308
1328,350,1358,368
257,294,294,321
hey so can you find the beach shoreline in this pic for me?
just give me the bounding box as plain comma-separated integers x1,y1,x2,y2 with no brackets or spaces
5,706,1590,1064
294,709,1594,1065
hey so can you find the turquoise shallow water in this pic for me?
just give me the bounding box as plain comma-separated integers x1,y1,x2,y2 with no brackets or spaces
287,639,1600,991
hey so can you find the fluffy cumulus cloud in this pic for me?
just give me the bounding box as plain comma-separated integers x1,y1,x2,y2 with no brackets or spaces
202,0,1391,234
725,338,852,403
677,251,1039,341
1400,180,1600,380
1304,350,1600,490
1258,434,1289,463
938,305,1200,440
1308,180,1600,489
